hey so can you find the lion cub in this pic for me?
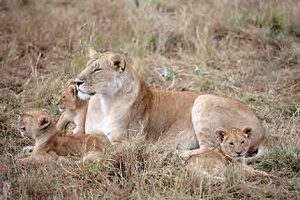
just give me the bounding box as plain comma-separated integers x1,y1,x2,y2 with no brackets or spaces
17,110,110,164
186,127,272,181
56,80,88,134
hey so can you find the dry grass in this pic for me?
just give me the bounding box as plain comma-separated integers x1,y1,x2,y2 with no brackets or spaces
0,0,299,199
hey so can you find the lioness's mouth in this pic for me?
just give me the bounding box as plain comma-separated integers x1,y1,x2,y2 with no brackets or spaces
77,89,95,100
78,89,96,96
76,84,96,96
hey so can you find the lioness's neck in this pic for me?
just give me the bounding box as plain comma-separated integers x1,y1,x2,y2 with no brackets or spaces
131,78,153,111
99,72,148,115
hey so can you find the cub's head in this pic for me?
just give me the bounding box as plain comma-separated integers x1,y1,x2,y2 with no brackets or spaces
75,48,134,100
215,127,252,158
18,110,52,139
57,80,78,112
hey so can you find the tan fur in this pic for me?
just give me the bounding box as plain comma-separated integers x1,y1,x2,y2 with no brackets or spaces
75,49,267,155
186,128,273,181
185,94,267,159
17,110,110,164
56,80,88,134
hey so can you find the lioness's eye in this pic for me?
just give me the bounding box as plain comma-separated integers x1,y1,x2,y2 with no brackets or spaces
241,140,245,144
229,142,234,146
93,68,102,73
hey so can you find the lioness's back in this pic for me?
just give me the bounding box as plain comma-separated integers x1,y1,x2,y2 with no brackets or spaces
192,94,267,152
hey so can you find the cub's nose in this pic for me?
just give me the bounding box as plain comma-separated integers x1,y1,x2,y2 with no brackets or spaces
236,151,242,156
75,78,84,86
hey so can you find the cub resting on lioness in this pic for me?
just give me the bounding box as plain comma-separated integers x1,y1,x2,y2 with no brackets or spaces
186,127,273,181
74,48,267,158
18,110,110,164
181,94,267,159
56,80,88,135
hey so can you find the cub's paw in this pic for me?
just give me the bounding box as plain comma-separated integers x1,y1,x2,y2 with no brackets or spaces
22,146,34,153
15,147,33,159
176,150,193,160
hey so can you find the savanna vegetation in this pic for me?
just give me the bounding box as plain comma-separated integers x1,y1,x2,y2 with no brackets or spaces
0,0,299,199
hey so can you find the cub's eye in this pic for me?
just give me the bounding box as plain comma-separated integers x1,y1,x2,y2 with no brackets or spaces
93,68,102,73
229,142,234,146
241,140,245,144
62,96,65,99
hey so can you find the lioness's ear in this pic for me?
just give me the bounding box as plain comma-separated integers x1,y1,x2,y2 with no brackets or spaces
215,127,227,141
38,115,50,130
243,127,252,138
88,47,98,60
109,54,126,72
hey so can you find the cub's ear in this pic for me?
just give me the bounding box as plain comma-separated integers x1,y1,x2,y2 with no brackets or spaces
38,115,51,130
67,79,75,86
68,84,76,97
215,127,228,142
108,54,126,72
243,127,252,138
88,47,98,60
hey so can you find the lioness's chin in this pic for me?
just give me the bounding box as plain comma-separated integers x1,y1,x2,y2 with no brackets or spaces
77,90,93,100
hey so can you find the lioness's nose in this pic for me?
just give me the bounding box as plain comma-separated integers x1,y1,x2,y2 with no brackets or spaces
75,78,84,86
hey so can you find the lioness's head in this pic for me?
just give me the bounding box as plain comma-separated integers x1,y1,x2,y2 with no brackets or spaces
75,48,134,100
57,80,79,112
18,110,52,139
215,127,252,158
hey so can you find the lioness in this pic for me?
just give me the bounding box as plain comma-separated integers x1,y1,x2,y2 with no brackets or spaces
74,48,266,157
56,80,88,134
17,110,110,164
186,127,272,181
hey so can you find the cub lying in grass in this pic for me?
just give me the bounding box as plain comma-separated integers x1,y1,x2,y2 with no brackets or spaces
56,80,88,134
186,127,274,181
17,110,110,164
